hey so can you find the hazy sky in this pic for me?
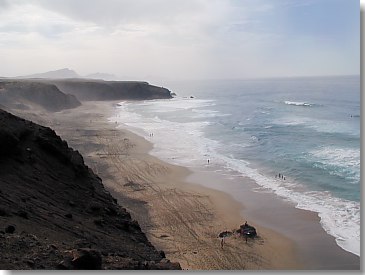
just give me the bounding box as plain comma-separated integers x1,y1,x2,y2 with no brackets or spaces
0,0,360,80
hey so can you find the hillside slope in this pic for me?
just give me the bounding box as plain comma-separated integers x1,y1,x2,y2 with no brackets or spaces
0,109,180,270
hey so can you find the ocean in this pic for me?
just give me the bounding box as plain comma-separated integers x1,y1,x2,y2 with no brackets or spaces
110,75,360,256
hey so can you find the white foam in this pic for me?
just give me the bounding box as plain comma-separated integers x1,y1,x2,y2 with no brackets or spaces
310,147,360,168
308,121,360,136
273,115,360,136
133,97,217,113
191,108,230,119
273,116,312,126
210,154,360,256
284,100,312,107
111,100,220,168
308,147,360,183
250,135,259,142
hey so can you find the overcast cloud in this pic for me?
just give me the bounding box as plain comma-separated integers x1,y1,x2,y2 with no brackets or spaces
0,0,359,80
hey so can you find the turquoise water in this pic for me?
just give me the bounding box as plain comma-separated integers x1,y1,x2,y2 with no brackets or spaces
111,75,360,256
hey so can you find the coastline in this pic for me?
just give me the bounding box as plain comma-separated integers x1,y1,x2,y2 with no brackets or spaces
28,101,359,270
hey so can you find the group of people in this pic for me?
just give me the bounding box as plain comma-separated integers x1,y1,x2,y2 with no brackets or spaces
275,173,286,180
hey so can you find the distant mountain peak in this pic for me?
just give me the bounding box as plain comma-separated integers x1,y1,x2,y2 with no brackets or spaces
19,68,118,80
19,68,80,79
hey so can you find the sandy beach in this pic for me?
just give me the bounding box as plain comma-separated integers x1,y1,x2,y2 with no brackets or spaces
19,101,359,270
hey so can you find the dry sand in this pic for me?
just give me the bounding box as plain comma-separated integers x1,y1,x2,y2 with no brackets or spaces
16,101,359,270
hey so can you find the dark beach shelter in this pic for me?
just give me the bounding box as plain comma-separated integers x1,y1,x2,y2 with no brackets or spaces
240,223,257,238
218,231,232,238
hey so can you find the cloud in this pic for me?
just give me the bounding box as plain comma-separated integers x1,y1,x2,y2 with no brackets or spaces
0,0,359,79
31,0,207,27
0,3,77,38
0,0,10,9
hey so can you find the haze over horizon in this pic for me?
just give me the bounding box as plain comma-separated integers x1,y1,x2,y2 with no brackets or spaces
0,0,359,82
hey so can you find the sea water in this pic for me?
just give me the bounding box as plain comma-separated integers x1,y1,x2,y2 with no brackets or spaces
111,75,360,256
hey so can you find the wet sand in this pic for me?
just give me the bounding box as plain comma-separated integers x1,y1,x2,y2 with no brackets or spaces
17,101,360,270
187,170,360,269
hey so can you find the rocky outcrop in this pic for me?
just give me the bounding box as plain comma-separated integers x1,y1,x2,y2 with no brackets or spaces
0,109,180,270
49,79,172,101
0,81,81,112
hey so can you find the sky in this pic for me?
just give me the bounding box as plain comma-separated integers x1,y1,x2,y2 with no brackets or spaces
0,0,360,81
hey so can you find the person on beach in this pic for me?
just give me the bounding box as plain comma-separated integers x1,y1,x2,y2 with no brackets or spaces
207,159,210,165
242,221,251,243
219,231,230,249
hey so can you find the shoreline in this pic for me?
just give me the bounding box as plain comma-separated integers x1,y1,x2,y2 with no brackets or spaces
21,101,359,270
113,95,360,259
109,100,360,270
186,169,360,269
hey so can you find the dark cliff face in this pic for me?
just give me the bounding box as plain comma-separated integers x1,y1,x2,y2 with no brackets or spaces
49,79,172,101
0,79,173,113
0,81,81,112
0,109,180,270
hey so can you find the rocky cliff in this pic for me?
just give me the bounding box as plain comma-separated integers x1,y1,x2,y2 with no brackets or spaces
0,78,172,112
0,81,81,112
49,79,172,101
0,109,180,270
